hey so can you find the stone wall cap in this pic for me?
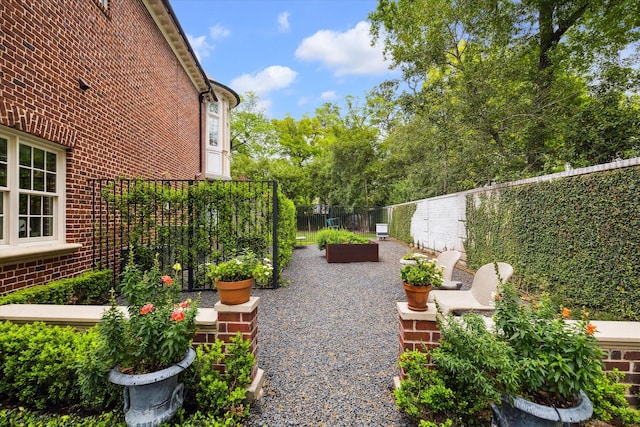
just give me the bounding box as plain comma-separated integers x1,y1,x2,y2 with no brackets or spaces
215,296,260,313
397,302,439,321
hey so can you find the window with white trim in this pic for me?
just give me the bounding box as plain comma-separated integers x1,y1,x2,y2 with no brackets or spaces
0,129,65,247
208,102,220,147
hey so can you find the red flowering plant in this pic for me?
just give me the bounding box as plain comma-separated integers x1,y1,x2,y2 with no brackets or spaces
493,279,603,407
97,252,200,374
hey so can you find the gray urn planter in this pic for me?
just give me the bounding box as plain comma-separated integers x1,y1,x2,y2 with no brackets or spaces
492,390,593,427
109,347,196,427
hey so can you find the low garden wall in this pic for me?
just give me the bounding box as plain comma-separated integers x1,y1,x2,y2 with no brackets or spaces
396,303,640,407
0,298,265,401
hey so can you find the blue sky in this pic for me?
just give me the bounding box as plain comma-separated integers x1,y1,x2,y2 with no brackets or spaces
170,0,400,119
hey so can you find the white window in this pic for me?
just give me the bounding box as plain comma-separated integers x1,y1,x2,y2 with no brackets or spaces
208,102,220,147
209,120,219,147
0,129,65,247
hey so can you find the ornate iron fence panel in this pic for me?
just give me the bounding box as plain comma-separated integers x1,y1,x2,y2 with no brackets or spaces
90,179,279,290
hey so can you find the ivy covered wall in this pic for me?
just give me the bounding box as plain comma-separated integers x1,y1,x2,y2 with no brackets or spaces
389,203,417,245
465,166,640,320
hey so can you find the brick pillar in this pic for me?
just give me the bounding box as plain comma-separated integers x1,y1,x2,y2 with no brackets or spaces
396,302,440,383
214,297,260,382
602,348,640,407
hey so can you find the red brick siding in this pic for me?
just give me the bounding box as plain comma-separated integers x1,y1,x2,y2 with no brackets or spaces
602,348,640,407
0,0,205,293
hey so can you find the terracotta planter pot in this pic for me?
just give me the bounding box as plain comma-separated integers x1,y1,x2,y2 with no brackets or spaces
402,282,433,311
215,278,254,305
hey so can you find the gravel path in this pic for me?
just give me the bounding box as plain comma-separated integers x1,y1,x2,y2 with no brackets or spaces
190,239,473,427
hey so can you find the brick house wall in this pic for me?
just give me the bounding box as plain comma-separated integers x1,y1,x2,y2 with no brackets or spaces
0,0,211,293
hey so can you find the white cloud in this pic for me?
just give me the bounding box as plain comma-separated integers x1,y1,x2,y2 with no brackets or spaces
297,96,310,106
320,90,338,101
210,24,230,40
295,21,392,76
230,66,298,97
187,34,213,60
277,12,290,33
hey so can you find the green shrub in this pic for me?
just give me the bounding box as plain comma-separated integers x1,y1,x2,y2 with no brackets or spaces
277,189,297,275
433,313,520,424
395,350,458,423
0,321,85,410
0,270,112,306
0,408,125,426
75,327,121,411
585,369,640,425
395,312,520,426
316,228,371,250
184,332,256,425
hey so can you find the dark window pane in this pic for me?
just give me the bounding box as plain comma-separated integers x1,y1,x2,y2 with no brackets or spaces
0,137,7,162
46,152,56,172
30,217,41,237
19,167,31,189
0,217,3,240
19,194,28,215
43,197,53,215
43,217,53,237
19,217,27,237
33,148,45,170
33,170,44,191
46,172,56,192
30,195,42,215
0,164,6,187
19,144,31,166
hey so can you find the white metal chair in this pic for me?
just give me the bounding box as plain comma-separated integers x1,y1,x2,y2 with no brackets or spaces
428,262,514,315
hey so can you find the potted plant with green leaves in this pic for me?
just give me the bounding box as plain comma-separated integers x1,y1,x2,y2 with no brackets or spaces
206,249,273,304
97,253,200,427
395,279,605,425
491,280,602,426
400,258,444,311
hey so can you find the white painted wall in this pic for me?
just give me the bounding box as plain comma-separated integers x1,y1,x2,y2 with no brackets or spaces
390,157,640,259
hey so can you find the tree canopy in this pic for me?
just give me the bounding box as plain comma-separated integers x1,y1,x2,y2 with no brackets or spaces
230,0,639,207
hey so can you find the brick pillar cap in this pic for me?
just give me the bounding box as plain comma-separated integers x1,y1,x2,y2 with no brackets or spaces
397,302,439,321
215,297,260,313
196,308,218,326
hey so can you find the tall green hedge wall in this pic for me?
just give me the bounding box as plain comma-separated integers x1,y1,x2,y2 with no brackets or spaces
390,203,417,244
465,166,640,320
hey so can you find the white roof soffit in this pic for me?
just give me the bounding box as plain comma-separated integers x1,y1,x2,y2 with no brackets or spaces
142,0,213,97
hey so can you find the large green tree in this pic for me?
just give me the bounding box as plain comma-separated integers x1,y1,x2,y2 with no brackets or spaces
369,0,640,180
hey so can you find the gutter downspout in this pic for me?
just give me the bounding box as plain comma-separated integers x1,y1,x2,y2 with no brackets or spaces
198,90,211,178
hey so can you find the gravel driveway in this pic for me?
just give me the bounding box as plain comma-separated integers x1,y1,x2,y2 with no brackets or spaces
192,239,472,426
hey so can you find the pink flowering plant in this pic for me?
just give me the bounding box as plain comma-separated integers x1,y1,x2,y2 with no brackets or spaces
98,252,200,374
